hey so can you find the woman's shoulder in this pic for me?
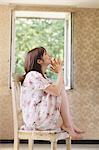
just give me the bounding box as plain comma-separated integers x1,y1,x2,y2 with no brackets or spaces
23,71,43,85
26,71,43,78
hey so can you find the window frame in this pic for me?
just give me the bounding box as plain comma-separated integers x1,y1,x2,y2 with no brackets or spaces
64,13,73,89
10,11,73,90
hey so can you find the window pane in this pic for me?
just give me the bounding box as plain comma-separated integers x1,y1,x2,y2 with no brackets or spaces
15,18,64,81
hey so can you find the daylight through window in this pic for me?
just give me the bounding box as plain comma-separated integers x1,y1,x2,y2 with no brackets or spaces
11,11,72,89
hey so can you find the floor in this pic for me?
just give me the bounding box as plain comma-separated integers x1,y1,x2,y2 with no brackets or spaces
0,144,99,150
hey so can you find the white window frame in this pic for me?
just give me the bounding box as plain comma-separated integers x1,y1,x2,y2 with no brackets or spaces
10,11,73,90
64,13,73,89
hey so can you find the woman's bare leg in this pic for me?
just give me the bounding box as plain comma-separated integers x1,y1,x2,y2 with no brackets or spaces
60,87,73,127
59,86,84,139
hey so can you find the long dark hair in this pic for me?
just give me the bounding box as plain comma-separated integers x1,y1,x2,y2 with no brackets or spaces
19,46,46,84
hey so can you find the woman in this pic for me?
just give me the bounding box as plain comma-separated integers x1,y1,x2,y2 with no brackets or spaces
20,47,84,140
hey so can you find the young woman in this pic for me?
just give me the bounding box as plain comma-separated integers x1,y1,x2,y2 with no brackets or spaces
20,47,84,140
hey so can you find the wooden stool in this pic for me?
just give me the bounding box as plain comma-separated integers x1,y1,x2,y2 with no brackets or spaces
11,74,71,150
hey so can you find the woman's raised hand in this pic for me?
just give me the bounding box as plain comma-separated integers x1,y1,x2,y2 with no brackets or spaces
50,58,63,73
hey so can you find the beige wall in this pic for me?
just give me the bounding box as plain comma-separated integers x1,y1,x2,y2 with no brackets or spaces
0,5,99,139
69,9,99,139
0,6,13,139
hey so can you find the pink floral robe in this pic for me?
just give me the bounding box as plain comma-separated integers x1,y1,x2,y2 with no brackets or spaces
20,71,61,131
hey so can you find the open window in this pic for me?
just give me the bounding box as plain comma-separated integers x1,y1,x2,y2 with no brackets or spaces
10,11,73,89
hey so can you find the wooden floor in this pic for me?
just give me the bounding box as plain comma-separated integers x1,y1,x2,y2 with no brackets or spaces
0,144,99,150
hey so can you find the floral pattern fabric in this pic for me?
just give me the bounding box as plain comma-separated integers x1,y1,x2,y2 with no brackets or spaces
20,71,61,131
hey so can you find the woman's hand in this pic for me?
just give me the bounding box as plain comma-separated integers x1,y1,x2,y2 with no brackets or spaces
50,58,63,73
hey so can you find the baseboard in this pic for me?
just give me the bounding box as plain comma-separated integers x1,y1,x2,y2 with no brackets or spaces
0,139,99,144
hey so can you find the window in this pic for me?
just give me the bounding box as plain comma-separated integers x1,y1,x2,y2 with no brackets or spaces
10,11,72,89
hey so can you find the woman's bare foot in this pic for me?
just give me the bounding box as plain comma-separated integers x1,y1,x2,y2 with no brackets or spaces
61,125,83,140
73,125,85,134
70,132,83,140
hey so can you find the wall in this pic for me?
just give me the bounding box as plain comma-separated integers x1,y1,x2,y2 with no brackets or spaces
0,6,13,139
69,9,99,139
0,5,99,139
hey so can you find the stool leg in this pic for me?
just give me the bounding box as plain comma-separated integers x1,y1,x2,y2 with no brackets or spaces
14,136,19,150
51,141,57,150
28,139,34,150
66,136,71,150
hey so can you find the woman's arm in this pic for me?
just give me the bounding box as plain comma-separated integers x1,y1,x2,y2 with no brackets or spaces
44,59,64,96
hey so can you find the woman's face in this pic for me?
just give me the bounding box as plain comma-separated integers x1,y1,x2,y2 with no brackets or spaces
42,51,51,66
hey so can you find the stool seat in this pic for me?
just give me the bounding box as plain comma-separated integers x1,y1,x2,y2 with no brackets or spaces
18,129,69,141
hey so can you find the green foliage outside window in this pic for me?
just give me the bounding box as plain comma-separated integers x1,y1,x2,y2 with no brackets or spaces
15,18,64,81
